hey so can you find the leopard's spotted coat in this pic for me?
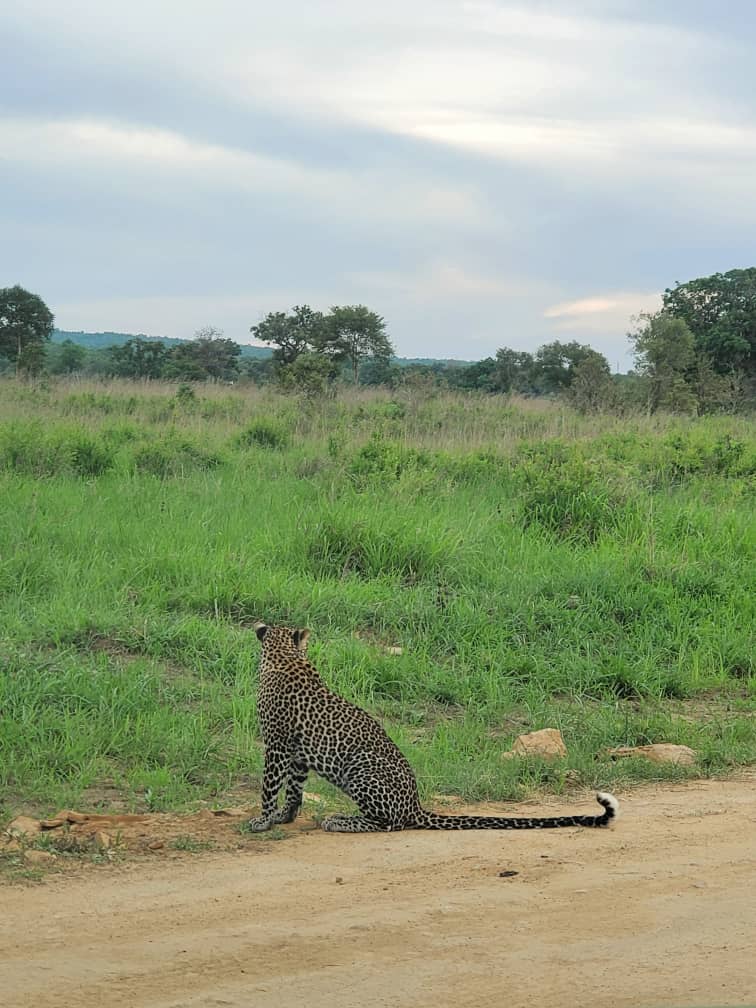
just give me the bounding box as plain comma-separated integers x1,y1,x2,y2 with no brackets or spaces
248,624,618,833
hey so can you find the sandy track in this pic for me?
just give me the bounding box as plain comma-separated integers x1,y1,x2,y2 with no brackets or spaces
3,777,756,1008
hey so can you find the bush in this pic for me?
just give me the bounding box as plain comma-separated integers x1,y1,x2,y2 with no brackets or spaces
305,511,459,583
67,434,114,476
276,353,338,399
513,443,631,543
437,450,505,486
101,424,141,447
62,392,137,416
131,437,223,477
174,384,197,408
236,419,290,451
711,434,752,475
0,423,115,478
643,433,756,485
348,433,431,486
354,400,407,422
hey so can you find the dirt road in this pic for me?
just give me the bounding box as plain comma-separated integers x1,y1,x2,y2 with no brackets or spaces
3,777,756,1008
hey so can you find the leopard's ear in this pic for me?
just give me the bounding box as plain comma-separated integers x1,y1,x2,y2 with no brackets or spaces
254,622,268,642
292,628,310,652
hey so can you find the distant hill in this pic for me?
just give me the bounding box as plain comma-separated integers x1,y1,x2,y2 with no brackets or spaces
52,330,473,367
397,357,473,367
52,330,272,359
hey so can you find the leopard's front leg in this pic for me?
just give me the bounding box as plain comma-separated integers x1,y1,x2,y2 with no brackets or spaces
248,743,291,831
270,760,309,824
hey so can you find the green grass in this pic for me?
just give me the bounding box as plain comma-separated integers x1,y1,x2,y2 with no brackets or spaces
0,376,754,823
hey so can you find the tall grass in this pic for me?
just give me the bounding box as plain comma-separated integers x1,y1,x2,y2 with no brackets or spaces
0,376,754,819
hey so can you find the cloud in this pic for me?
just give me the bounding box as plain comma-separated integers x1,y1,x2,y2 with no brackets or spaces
349,263,553,302
543,291,663,365
544,292,662,330
1,1,755,368
0,116,485,232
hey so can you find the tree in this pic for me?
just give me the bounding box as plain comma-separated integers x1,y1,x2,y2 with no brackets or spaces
399,366,443,394
567,355,615,414
0,285,54,375
48,339,86,374
239,357,275,385
250,305,325,367
359,356,402,388
108,337,168,379
163,327,241,381
276,352,339,397
82,347,120,377
448,357,499,392
690,356,744,413
316,305,393,384
160,346,207,381
629,311,698,413
531,341,609,394
494,347,535,393
663,268,756,379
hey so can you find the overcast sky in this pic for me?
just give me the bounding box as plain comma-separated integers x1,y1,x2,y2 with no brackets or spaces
2,2,755,367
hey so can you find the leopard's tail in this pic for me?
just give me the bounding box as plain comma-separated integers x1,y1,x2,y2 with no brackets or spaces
414,791,618,830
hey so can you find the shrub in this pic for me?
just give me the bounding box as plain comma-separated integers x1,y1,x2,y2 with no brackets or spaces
174,384,197,407
643,433,756,485
437,450,505,486
131,437,223,477
67,433,115,476
62,392,137,416
101,424,141,447
236,419,290,451
199,396,244,422
305,511,458,582
711,434,752,475
0,423,115,478
348,433,431,486
354,400,407,422
513,444,630,543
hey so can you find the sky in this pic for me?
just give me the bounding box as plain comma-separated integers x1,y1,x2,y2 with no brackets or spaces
2,2,755,368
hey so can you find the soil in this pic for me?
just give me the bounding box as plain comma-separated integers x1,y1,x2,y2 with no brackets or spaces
2,775,756,1008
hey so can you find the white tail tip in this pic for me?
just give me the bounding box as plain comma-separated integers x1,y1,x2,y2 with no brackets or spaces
597,791,619,817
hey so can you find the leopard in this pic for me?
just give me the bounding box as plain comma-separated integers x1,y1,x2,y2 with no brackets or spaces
247,623,618,833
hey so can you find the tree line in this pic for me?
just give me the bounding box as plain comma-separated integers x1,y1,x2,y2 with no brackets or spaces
2,268,755,413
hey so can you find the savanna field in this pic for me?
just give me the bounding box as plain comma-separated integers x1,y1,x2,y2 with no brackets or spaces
1,378,755,828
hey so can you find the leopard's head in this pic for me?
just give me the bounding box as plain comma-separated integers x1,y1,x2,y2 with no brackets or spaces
254,622,310,654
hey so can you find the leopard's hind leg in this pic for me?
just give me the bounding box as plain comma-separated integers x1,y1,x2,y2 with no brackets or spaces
320,814,395,833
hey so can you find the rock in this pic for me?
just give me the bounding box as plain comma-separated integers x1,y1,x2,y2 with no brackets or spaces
53,810,89,824
84,813,143,827
147,841,164,850
502,728,568,761
353,632,403,656
564,595,581,609
23,849,57,866
1,836,22,853
40,818,66,830
8,816,42,838
211,807,247,818
608,744,696,766
93,831,112,850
